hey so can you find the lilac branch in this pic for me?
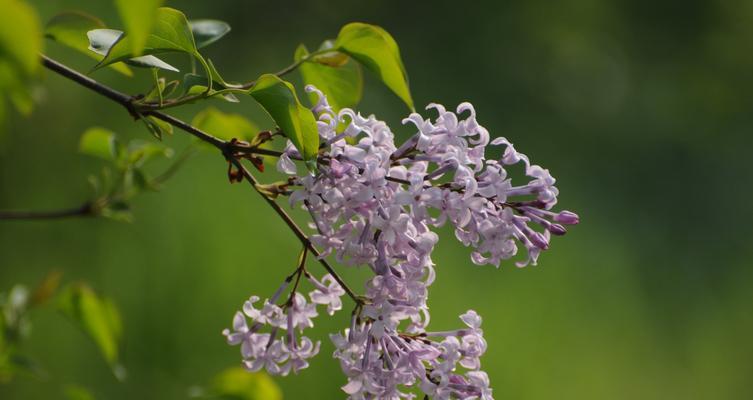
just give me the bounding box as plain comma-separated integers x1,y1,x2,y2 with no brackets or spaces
38,54,363,305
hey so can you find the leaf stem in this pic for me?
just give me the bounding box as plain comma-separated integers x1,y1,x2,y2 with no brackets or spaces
239,49,330,90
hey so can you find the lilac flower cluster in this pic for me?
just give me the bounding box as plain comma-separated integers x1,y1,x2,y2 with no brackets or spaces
222,272,344,376
224,86,578,399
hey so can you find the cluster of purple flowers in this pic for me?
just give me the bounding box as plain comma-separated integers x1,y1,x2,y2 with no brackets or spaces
222,271,344,377
224,86,578,399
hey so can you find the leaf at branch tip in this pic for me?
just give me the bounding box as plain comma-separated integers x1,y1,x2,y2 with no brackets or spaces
45,12,133,76
249,75,319,167
92,7,197,71
192,107,259,144
210,367,283,400
190,19,231,49
295,43,363,112
58,283,125,379
334,22,414,111
79,127,120,161
115,0,164,56
87,29,178,72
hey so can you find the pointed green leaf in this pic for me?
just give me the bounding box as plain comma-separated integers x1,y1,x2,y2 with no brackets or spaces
45,12,132,76
192,107,258,143
334,23,413,110
87,29,178,72
115,0,164,56
94,7,197,70
58,284,123,372
190,19,231,49
79,127,119,161
249,75,319,164
295,43,362,112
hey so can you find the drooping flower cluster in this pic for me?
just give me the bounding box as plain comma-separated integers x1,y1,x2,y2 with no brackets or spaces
224,86,578,399
222,272,344,376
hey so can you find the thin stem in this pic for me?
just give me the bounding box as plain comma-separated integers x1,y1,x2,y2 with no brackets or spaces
0,203,94,220
39,54,362,305
282,247,308,307
152,145,198,186
239,49,329,90
230,158,362,305
1,145,195,221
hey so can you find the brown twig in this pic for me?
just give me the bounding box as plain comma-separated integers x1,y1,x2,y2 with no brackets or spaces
0,203,94,220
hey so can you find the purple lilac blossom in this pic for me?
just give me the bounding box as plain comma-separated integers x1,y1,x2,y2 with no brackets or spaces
224,86,579,399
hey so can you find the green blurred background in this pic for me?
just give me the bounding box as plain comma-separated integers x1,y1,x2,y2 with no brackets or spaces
2,0,753,398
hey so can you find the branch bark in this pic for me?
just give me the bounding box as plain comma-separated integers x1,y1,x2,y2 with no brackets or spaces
36,54,362,304
0,203,93,220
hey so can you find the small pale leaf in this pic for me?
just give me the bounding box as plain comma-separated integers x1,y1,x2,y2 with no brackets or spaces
45,11,132,76
79,127,118,161
87,29,178,72
58,283,123,372
190,19,231,49
94,7,197,70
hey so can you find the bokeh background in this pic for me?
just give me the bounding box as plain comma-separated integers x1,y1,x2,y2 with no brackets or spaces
2,0,753,398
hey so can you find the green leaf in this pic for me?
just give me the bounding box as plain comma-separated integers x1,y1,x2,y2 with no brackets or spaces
0,0,42,120
94,7,198,70
57,283,123,374
127,140,173,166
249,74,319,165
142,115,173,140
9,86,33,116
334,22,414,111
211,367,282,400
190,19,231,49
295,43,362,112
192,107,259,142
79,127,119,161
114,0,164,56
0,0,42,80
44,11,132,76
87,29,178,72
63,384,96,400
